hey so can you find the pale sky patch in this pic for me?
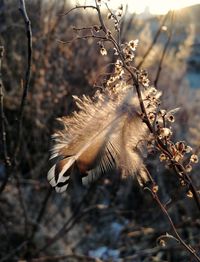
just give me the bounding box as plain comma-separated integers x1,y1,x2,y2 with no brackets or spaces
75,0,200,14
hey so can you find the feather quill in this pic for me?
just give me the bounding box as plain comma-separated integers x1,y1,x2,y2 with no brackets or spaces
48,82,160,192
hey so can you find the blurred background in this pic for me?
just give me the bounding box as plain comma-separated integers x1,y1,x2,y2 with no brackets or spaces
0,0,200,261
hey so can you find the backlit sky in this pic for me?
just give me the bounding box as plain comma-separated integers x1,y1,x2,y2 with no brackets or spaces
78,0,200,14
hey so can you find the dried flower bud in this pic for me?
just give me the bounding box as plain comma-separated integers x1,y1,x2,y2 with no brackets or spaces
167,114,175,122
174,152,183,162
119,4,123,10
159,128,172,138
148,87,157,96
107,12,112,19
143,78,150,87
96,0,101,6
125,53,135,62
113,48,118,55
160,153,167,162
159,239,166,247
148,112,155,122
123,45,130,55
185,164,192,173
140,69,148,77
175,141,186,152
93,25,100,32
190,154,199,163
100,47,107,56
116,9,123,17
138,71,150,87
128,39,139,51
115,59,123,68
159,109,166,117
186,190,193,198
185,146,192,153
153,185,159,193
114,22,119,31
180,179,186,186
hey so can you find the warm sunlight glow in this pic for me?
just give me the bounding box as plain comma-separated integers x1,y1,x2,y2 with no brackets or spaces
79,0,200,14
144,1,189,14
129,0,200,14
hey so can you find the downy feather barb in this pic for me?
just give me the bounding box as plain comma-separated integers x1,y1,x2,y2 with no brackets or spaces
48,82,161,192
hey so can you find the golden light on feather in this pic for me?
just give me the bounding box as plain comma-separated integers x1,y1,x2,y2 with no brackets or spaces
47,83,161,193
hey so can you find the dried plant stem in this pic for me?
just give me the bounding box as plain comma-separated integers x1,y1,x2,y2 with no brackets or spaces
14,0,32,158
0,46,11,194
145,187,200,262
174,164,200,211
61,5,97,16
0,0,32,195
29,188,52,241
137,11,171,69
0,0,32,194
154,12,174,87
0,47,9,163
16,173,29,237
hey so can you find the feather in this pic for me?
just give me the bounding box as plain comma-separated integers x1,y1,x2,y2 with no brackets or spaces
48,82,160,192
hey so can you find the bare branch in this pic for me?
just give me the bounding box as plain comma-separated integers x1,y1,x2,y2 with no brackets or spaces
137,11,171,69
14,0,32,157
0,46,11,194
145,186,200,262
29,188,52,242
154,12,174,87
60,5,97,16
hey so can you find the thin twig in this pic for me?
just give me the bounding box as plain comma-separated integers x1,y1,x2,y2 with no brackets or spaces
123,244,199,260
137,11,170,69
145,186,200,262
0,46,11,194
15,173,29,237
95,0,108,33
14,0,32,158
29,187,52,241
61,5,97,16
0,46,9,165
154,12,174,87
57,33,108,44
0,0,33,194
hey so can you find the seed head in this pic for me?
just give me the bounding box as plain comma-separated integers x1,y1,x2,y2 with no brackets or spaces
128,39,139,51
100,47,107,56
190,154,198,163
185,164,192,173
